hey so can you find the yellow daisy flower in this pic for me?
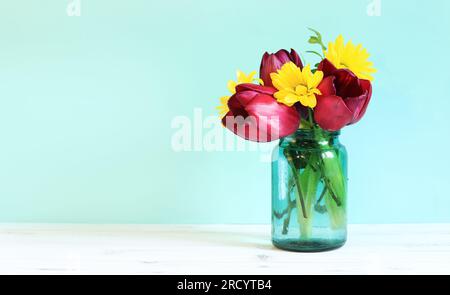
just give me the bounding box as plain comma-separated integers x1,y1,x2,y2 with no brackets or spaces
325,35,377,81
270,62,323,108
217,96,231,116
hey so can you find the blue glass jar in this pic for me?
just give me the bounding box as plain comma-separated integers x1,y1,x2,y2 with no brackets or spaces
272,129,347,252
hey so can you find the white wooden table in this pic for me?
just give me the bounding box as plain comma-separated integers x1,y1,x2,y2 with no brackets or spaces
0,224,449,275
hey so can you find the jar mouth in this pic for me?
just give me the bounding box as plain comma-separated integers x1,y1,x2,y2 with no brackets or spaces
280,128,340,147
294,128,340,136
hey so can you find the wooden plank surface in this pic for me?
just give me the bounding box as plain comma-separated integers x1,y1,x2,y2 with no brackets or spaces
0,224,449,274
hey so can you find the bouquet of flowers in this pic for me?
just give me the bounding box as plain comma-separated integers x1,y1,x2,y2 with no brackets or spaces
217,29,376,251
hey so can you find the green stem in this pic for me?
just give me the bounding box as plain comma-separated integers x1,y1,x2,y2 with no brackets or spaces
274,183,294,219
324,178,342,206
309,124,342,207
273,197,295,219
282,203,294,235
307,108,315,128
274,198,296,235
316,186,328,204
285,153,308,219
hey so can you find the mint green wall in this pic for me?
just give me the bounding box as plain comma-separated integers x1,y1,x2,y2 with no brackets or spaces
1,0,449,223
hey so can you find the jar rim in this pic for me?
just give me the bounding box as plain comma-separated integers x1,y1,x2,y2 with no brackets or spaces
293,128,340,136
279,128,341,147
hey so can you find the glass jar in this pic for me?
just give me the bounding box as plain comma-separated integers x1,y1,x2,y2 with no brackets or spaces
272,129,348,252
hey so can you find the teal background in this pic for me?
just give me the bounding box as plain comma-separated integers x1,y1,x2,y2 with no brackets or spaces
1,0,449,223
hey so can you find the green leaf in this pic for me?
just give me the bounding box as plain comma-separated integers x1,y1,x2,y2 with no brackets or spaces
320,150,347,229
307,28,327,51
297,162,320,238
308,36,319,44
321,152,345,203
308,28,323,40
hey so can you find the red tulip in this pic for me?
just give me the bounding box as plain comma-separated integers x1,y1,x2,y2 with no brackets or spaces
260,49,303,87
222,84,300,142
314,59,372,131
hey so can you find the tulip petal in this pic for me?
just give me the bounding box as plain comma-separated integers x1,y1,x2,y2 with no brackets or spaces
317,76,336,96
314,95,353,131
290,49,303,69
222,112,257,141
259,52,271,87
345,92,367,124
223,93,300,142
231,84,277,107
227,95,249,118
334,69,363,98
274,49,291,64
260,49,303,87
245,94,300,141
260,52,286,87
317,58,338,76
346,79,372,124
316,60,373,130
235,83,276,95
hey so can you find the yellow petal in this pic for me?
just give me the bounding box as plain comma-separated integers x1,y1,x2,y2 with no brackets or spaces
247,71,257,81
217,95,230,116
308,70,324,89
324,34,376,81
299,94,317,109
275,90,299,107
271,72,292,91
295,85,308,95
236,70,245,82
227,80,237,94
